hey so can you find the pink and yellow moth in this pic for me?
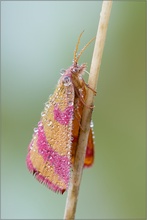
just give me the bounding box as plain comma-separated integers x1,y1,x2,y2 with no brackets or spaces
26,32,95,194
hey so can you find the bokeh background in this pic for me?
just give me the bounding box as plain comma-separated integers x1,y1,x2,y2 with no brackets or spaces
1,1,146,219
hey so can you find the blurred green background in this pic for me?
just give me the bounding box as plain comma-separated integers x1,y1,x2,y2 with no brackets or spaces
1,1,146,219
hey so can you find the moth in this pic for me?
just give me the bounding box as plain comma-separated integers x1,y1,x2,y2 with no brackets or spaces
26,32,95,194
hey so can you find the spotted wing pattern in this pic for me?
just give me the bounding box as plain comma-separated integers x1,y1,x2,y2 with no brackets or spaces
26,64,95,194
26,72,75,194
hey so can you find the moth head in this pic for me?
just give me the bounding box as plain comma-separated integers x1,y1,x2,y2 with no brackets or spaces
71,63,86,75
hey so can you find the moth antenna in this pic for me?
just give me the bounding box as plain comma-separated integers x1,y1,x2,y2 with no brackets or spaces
76,37,95,63
84,69,90,75
74,30,85,64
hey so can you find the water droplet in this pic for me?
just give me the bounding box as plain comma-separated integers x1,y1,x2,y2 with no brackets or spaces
63,76,71,87
60,69,66,75
41,112,45,117
67,89,72,95
37,122,41,127
44,106,50,113
90,121,94,128
52,101,56,105
79,88,83,93
47,120,52,126
45,102,50,108
34,127,38,133
32,134,37,140
68,101,74,106
29,144,33,150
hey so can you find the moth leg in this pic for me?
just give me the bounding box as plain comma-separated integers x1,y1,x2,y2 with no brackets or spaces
85,83,97,95
81,78,97,95
74,102,85,131
75,86,94,109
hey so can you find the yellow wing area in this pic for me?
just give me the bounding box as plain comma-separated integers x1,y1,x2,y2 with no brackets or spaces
29,137,67,191
27,74,75,193
27,66,94,193
42,78,75,157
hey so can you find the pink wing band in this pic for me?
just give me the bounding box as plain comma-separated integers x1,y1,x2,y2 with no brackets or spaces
26,121,71,193
37,121,70,185
26,152,66,193
54,105,73,125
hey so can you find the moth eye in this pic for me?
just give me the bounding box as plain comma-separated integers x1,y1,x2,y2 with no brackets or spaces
63,76,71,87
72,68,77,73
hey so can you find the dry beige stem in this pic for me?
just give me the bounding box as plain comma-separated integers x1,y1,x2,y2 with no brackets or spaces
64,1,113,219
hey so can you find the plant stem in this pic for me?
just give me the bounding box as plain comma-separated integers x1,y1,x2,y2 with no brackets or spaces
64,1,113,219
